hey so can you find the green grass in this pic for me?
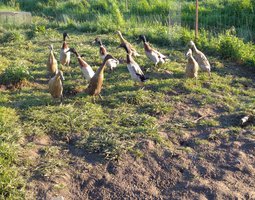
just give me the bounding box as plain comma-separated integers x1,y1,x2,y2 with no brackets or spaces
0,1,254,198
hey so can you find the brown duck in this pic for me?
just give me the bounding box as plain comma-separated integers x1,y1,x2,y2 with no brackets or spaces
47,44,58,76
85,54,114,102
48,70,65,104
116,31,140,57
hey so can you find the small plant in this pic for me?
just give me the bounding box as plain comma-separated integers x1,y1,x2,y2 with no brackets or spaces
27,25,46,39
0,30,24,43
0,66,33,86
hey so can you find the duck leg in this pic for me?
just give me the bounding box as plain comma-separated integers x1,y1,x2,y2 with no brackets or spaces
60,95,64,106
208,71,212,78
139,82,145,90
99,94,103,100
92,96,96,104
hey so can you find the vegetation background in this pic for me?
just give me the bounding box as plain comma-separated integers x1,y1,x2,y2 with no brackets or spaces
0,0,254,199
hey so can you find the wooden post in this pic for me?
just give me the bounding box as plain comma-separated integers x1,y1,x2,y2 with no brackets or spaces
195,0,199,40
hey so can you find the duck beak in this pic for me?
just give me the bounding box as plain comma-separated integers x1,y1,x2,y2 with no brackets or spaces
60,74,65,81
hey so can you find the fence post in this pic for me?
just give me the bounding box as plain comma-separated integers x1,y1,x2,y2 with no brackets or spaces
195,0,199,40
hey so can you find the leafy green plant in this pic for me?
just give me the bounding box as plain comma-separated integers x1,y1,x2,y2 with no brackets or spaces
0,66,33,85
0,30,24,43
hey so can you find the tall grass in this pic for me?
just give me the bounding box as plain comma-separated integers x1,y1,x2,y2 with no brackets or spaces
15,0,255,40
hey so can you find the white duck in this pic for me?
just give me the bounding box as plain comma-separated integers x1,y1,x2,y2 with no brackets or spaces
118,43,147,87
67,48,95,82
138,35,168,67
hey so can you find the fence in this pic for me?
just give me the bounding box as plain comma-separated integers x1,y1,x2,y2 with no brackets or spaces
0,11,32,25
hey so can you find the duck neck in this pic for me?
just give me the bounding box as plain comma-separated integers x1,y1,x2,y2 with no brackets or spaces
191,45,198,53
143,42,151,51
62,41,68,49
188,55,195,63
97,59,108,75
118,33,125,43
98,40,103,46
126,54,132,64
50,50,54,57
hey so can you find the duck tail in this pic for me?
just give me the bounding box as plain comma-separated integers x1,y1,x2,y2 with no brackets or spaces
136,73,149,82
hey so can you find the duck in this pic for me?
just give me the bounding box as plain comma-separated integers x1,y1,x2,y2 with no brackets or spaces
85,54,115,103
118,42,147,87
60,32,71,66
93,37,119,71
186,49,199,85
138,35,168,67
47,44,58,76
67,48,95,82
116,30,140,57
48,70,65,104
188,41,211,76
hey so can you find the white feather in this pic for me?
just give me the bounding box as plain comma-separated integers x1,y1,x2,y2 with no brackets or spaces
145,49,167,65
127,61,144,83
60,48,71,66
80,65,95,81
106,59,119,70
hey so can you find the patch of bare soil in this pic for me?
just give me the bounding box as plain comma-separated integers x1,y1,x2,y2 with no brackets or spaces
26,123,255,200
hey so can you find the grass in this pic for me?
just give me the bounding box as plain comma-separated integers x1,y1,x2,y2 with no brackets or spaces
0,28,254,199
0,1,254,198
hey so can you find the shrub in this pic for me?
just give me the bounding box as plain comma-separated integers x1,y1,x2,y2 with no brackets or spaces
0,30,24,43
218,29,255,66
0,66,33,85
26,24,46,39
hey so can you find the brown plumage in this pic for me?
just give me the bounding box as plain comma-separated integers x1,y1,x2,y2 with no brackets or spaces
93,37,107,59
186,49,199,84
188,40,211,77
116,31,140,57
49,70,65,104
138,35,168,67
93,37,119,71
85,54,114,102
60,32,71,66
47,44,58,76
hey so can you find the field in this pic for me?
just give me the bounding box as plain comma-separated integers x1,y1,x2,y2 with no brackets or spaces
0,0,255,199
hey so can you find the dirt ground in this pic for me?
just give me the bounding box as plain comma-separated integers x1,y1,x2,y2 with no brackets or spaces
25,109,255,200
23,64,255,200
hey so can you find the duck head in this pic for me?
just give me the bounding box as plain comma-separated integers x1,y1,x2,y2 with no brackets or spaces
92,37,103,46
186,49,193,58
104,54,114,62
188,40,196,49
57,70,65,81
116,30,122,37
117,43,131,54
63,32,69,41
137,35,147,43
49,44,54,51
66,48,79,57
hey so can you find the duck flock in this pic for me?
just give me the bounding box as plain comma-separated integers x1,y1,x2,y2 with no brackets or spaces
47,31,211,104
